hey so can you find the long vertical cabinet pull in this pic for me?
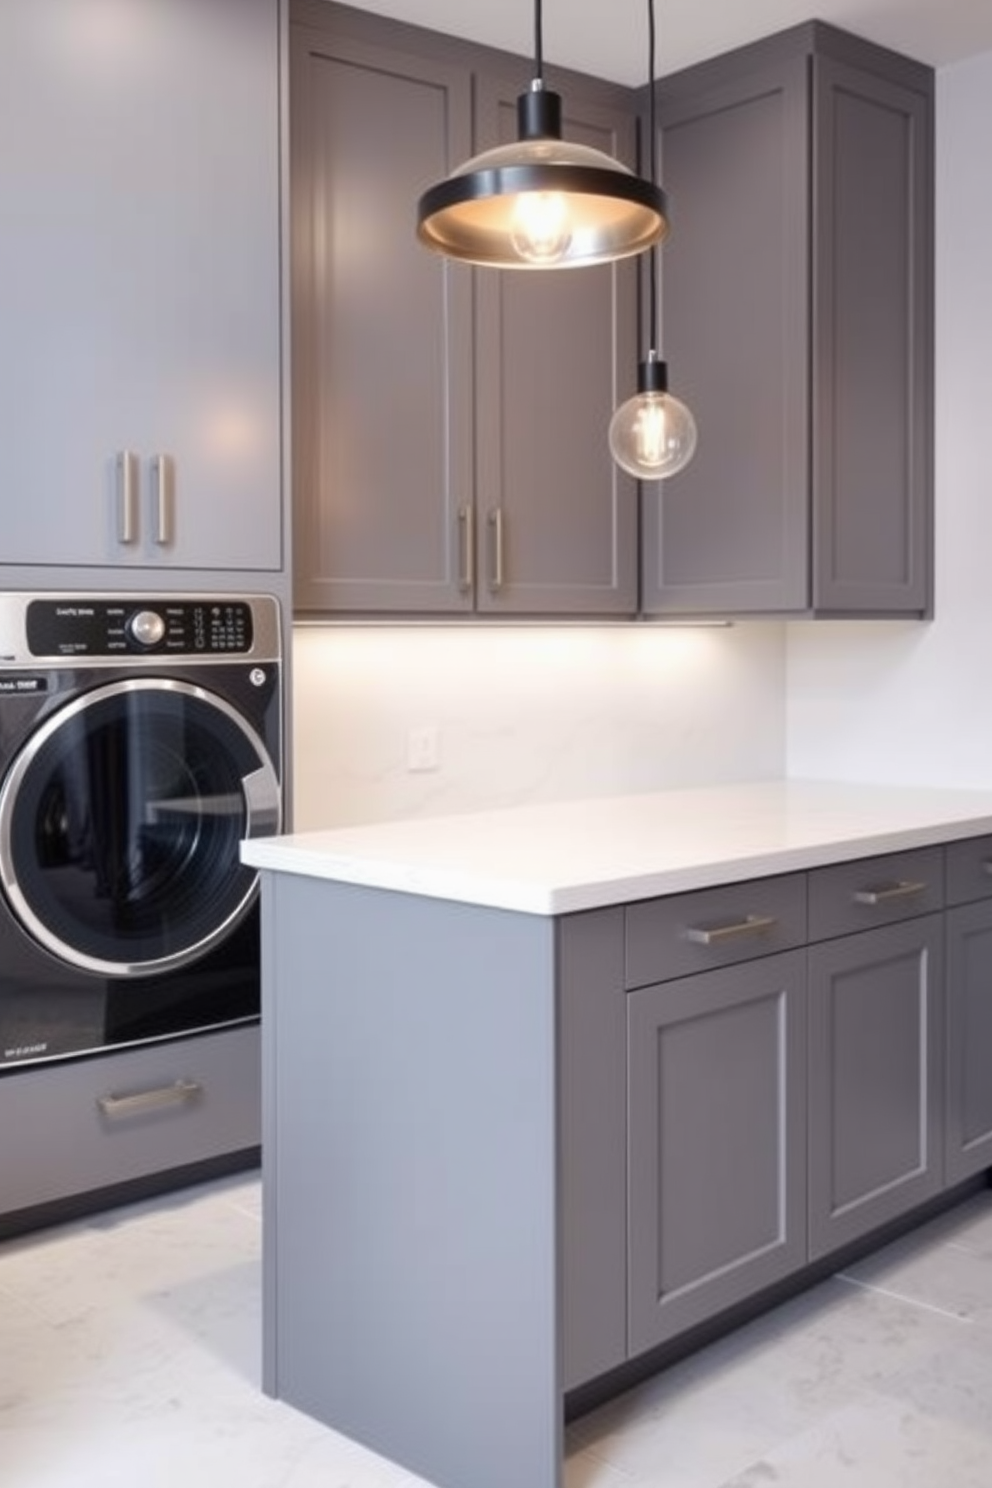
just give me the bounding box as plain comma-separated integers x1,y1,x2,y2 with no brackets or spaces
487,507,504,592
152,454,174,545
457,505,475,594
116,450,139,544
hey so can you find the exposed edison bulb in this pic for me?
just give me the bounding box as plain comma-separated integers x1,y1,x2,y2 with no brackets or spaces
609,359,697,480
509,190,573,265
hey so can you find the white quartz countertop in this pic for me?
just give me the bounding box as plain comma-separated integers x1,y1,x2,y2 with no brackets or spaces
241,780,992,916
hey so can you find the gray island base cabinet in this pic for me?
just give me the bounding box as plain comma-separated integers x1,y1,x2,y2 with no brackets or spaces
255,819,992,1488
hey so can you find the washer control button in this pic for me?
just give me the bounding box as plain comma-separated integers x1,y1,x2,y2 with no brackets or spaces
128,609,166,647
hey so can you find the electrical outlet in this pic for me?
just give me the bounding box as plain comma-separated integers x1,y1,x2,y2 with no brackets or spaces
407,724,440,772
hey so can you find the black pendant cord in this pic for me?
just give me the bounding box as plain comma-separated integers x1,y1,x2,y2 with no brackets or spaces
646,0,659,355
534,0,544,82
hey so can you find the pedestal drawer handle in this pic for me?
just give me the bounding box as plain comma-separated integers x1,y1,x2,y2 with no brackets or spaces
852,879,926,906
685,913,778,946
97,1079,202,1119
982,860,992,877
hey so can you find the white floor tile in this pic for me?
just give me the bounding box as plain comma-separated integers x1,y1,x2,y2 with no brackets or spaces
2,1176,992,1488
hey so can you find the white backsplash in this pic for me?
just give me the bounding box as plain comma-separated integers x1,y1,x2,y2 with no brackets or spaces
292,622,786,829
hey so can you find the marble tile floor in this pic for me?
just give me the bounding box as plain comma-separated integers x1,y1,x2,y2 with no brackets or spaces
2,1174,992,1488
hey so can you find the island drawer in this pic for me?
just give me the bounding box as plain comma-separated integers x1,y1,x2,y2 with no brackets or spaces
807,845,944,942
624,874,807,989
945,835,992,906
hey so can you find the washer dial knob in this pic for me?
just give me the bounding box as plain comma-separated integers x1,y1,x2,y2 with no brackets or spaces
128,609,166,647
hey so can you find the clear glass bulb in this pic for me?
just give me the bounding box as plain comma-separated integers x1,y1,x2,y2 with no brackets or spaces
509,190,573,265
609,388,697,480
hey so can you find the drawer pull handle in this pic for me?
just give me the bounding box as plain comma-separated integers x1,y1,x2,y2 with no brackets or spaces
685,913,777,946
982,860,992,877
853,879,926,907
97,1079,202,1119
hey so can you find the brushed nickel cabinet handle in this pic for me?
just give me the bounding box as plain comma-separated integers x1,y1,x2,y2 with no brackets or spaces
116,450,139,544
151,453,174,545
457,505,474,593
488,507,504,592
685,913,778,946
853,880,926,906
97,1078,201,1119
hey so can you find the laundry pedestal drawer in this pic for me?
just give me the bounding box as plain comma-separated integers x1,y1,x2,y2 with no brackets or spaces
0,1025,260,1227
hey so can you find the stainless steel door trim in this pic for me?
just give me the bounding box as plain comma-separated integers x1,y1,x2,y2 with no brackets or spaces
0,676,281,979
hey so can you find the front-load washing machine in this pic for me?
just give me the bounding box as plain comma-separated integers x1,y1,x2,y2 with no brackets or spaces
0,593,283,1070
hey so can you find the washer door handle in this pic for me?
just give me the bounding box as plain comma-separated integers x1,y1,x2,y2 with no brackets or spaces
243,764,281,840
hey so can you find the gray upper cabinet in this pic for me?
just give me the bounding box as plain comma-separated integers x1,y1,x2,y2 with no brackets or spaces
291,2,638,618
0,0,284,574
471,74,638,617
642,23,934,618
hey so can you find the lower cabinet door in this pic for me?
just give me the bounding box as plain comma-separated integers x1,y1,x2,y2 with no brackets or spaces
0,1025,260,1220
946,898,992,1185
808,916,944,1260
627,950,807,1356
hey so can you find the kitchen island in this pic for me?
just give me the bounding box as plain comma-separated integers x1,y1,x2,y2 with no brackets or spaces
243,780,992,1488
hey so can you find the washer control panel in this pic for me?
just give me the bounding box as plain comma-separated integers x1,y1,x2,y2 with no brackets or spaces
26,599,255,657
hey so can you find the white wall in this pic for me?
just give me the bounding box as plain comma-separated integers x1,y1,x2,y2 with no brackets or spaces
293,622,786,827
787,51,992,787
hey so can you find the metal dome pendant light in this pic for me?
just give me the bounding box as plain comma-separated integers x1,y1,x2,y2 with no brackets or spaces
416,0,670,269
609,0,697,477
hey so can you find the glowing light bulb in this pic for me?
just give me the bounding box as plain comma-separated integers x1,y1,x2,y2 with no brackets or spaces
633,398,668,468
509,190,572,264
609,363,697,481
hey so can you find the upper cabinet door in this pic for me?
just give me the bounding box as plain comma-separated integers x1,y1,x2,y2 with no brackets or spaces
642,25,933,619
0,0,283,572
290,16,475,615
811,56,933,614
472,74,639,618
641,57,811,616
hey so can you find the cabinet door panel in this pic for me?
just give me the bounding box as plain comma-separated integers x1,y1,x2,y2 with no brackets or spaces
808,916,943,1259
0,0,282,571
642,59,810,615
812,58,932,612
628,950,806,1354
946,900,992,1184
291,23,474,613
474,78,638,616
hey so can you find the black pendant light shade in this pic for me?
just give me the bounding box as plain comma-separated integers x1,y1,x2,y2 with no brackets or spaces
416,6,670,269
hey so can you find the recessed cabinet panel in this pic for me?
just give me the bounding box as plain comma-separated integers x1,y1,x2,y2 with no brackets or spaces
0,0,283,572
291,24,475,613
945,900,992,1184
473,81,639,616
642,60,810,614
628,950,807,1354
808,916,944,1259
812,58,932,612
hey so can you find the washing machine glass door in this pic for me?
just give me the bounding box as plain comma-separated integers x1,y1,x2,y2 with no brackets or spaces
0,678,281,976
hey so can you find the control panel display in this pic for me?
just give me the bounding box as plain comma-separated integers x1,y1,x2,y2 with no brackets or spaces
26,600,255,657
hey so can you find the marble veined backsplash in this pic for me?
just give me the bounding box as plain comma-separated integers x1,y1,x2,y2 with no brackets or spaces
291,622,786,830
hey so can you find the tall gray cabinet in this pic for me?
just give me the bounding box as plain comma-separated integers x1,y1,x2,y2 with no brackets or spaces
642,23,934,618
290,1,638,618
0,0,285,580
